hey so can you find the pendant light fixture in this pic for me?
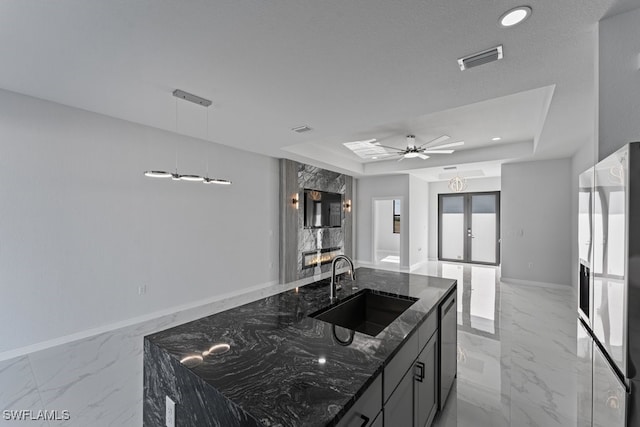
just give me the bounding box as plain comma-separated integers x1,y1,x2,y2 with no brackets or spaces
144,170,172,178
144,89,232,186
448,175,467,193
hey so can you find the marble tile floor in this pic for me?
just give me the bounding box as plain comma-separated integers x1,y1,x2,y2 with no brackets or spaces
0,261,576,427
413,262,578,427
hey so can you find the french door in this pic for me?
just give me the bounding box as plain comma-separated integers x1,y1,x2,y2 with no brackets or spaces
438,191,500,265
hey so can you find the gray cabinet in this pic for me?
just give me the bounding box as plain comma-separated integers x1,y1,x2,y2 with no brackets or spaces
383,307,443,427
384,366,415,426
337,375,382,427
342,286,457,427
415,333,438,427
439,291,456,410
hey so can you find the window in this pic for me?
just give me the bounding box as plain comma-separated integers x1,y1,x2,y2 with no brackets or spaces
393,199,401,234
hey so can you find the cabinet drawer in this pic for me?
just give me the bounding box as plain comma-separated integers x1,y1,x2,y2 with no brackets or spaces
336,374,382,427
418,311,437,352
384,331,418,403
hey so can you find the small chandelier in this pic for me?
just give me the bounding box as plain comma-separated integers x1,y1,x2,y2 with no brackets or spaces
448,175,467,193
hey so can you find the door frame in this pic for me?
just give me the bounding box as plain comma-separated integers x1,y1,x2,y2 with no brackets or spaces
437,191,500,266
371,196,405,268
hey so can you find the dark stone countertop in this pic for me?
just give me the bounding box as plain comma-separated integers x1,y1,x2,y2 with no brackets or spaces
145,267,456,426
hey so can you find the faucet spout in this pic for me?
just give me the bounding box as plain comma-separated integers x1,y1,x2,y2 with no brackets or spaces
330,255,356,303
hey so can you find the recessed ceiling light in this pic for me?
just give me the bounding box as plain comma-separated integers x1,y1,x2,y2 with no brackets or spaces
499,6,532,27
372,156,378,159
492,137,501,141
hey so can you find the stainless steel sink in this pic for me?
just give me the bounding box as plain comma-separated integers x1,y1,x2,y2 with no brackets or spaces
310,289,417,337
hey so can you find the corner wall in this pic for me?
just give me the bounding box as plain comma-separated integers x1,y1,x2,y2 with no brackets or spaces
501,159,572,286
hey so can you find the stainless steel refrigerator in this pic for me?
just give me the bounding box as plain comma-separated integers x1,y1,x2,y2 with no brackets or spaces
577,141,640,426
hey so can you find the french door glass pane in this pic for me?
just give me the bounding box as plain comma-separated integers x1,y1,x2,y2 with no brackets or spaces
441,196,464,260
470,194,497,264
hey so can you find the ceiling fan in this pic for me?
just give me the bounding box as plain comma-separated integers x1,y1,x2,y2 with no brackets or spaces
377,135,464,161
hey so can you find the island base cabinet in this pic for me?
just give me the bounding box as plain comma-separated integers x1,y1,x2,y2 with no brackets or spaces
415,333,438,427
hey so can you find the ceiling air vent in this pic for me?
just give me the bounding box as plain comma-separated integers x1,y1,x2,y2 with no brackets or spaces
458,45,503,71
292,125,312,133
443,166,457,170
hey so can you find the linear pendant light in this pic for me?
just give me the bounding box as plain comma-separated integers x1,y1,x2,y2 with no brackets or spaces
144,89,231,186
144,170,172,178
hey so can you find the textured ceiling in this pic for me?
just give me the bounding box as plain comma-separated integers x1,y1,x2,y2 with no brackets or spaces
0,0,628,180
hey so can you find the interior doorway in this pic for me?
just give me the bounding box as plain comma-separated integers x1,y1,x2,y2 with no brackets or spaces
438,191,500,265
373,198,402,267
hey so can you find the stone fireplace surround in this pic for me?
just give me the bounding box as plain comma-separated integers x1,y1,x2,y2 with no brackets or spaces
279,159,353,283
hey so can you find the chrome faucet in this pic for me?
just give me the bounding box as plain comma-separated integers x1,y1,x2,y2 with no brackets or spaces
330,255,356,302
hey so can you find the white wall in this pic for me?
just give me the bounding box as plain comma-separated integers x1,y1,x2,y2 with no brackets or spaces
409,175,429,268
356,175,409,267
0,89,279,353
599,7,640,160
427,177,501,259
374,200,400,253
501,159,572,286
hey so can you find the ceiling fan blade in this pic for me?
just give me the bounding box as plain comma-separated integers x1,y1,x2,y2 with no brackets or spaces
429,140,464,150
397,156,405,162
417,154,429,160
376,144,404,152
423,150,455,154
418,135,450,149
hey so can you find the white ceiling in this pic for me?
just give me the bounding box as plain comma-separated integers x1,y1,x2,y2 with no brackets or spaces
0,0,631,181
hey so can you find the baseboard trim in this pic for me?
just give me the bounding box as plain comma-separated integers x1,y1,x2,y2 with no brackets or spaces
500,276,571,289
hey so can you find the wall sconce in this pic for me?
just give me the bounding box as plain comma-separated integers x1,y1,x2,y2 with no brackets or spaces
292,193,299,209
343,200,352,212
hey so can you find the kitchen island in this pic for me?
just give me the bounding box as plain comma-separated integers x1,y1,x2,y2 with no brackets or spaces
144,268,456,426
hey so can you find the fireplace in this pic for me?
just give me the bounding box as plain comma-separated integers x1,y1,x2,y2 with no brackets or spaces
301,247,343,270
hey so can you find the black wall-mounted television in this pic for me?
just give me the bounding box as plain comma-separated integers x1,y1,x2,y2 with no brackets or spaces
303,189,343,228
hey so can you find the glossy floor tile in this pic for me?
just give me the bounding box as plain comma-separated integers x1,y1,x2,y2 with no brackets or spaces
412,262,577,427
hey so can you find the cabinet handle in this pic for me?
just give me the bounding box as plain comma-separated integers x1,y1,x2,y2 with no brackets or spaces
443,296,456,316
414,361,425,382
359,414,370,426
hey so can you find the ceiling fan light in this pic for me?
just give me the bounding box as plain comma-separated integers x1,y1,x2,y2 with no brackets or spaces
405,152,420,159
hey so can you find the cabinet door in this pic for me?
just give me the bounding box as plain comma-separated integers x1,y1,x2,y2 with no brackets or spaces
593,344,627,427
415,332,438,427
337,375,382,427
384,367,414,427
